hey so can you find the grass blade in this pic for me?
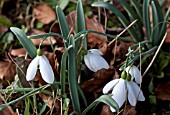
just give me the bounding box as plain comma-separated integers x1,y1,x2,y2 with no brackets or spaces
10,27,37,58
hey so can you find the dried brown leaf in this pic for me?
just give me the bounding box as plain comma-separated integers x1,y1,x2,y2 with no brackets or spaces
155,81,170,100
0,61,16,87
11,48,26,57
100,105,114,115
81,68,115,93
0,94,15,115
33,4,56,24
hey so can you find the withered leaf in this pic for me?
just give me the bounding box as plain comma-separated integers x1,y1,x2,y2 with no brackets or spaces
81,68,115,93
0,61,16,87
0,94,15,115
33,4,56,24
155,81,170,100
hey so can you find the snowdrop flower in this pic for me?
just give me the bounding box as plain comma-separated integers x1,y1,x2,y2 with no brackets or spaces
26,49,54,84
103,71,145,112
126,65,141,84
83,49,109,72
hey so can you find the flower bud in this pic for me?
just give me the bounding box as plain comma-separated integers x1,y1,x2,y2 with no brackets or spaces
81,49,88,56
37,49,43,56
127,73,131,81
121,71,127,79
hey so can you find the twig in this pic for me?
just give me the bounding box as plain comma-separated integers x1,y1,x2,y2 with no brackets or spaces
108,20,137,46
142,32,167,77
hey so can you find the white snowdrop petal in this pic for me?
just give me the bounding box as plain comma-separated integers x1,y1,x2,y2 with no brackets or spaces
112,79,126,108
26,56,39,81
84,54,96,72
89,49,102,55
89,54,109,72
130,81,145,101
132,66,141,84
126,66,134,81
110,106,116,112
39,56,54,84
103,79,119,94
127,81,137,106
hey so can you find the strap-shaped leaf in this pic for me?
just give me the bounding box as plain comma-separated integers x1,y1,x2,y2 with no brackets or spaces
159,8,170,41
10,27,37,58
92,2,139,42
82,95,119,115
60,45,73,95
68,35,81,113
130,0,142,20
56,6,69,47
143,0,151,39
118,0,143,41
76,0,87,49
151,1,159,46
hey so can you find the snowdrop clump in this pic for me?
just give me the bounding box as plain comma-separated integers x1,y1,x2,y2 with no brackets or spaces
26,49,54,84
83,49,109,72
103,66,145,112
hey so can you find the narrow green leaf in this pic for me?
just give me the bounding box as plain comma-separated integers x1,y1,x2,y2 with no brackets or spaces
82,95,119,115
39,97,51,114
60,45,73,95
152,0,164,21
56,6,70,47
143,0,151,39
24,100,30,115
118,0,144,41
151,1,159,46
0,84,52,111
130,0,142,20
28,32,63,39
160,0,167,8
92,2,139,42
78,85,87,107
58,0,69,10
68,35,81,113
10,27,37,58
159,8,170,42
76,0,87,49
75,30,137,44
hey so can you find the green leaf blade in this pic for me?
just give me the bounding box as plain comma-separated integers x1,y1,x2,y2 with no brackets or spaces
56,6,70,47
82,95,119,115
68,35,81,113
92,1,139,42
10,27,37,58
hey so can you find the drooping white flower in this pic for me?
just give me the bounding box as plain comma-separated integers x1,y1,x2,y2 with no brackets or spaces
126,65,141,84
84,49,109,72
26,49,54,84
103,78,145,112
